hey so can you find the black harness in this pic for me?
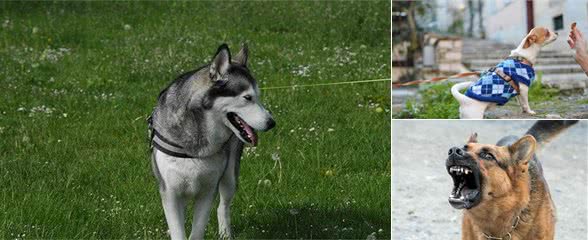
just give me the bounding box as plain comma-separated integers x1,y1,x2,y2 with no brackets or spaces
147,114,195,158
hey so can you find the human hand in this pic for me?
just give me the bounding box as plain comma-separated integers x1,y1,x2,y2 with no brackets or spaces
568,22,588,63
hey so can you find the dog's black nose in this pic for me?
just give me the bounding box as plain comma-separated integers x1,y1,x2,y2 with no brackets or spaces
266,118,276,130
448,147,464,157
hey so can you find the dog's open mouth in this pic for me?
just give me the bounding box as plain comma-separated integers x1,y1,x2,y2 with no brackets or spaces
447,165,482,209
227,112,258,146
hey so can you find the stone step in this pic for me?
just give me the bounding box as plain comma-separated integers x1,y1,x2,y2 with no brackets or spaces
464,53,574,60
541,73,588,90
536,65,586,74
469,64,585,74
466,58,578,66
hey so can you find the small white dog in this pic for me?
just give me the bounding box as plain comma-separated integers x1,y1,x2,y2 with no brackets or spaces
451,27,558,119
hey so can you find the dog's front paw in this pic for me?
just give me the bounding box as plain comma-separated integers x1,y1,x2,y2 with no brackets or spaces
524,110,537,115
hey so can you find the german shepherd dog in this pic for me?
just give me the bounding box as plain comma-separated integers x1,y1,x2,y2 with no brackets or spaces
149,43,275,239
446,120,578,240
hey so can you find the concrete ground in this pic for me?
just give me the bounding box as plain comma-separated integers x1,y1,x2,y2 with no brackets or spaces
392,120,587,239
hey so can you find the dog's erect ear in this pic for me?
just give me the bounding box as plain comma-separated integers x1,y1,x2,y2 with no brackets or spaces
233,43,248,67
523,34,537,49
210,44,231,81
509,135,537,165
467,133,478,143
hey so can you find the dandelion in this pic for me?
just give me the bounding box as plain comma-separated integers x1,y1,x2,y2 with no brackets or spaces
271,152,280,161
124,24,132,30
263,179,272,186
289,208,299,215
2,19,11,29
292,65,311,77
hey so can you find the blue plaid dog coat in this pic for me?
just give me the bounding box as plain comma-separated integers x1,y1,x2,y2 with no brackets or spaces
465,58,535,105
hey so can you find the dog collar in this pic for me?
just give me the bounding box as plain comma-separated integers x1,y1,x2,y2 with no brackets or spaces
508,56,533,66
148,114,195,158
482,215,521,240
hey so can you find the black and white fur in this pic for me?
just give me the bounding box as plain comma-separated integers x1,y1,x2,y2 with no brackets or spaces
150,44,275,239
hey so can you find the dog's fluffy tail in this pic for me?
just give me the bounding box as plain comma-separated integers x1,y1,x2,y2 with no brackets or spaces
450,82,472,104
526,120,579,150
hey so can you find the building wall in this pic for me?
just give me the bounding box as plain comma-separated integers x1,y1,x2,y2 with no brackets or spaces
559,0,588,51
482,0,588,52
482,0,527,45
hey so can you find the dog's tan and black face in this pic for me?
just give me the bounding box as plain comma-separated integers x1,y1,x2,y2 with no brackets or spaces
522,27,559,49
445,133,557,240
445,133,536,210
512,26,559,64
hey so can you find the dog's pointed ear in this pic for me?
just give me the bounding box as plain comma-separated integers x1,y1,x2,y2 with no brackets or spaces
509,135,536,165
210,44,231,81
467,133,478,143
523,34,537,49
233,43,248,67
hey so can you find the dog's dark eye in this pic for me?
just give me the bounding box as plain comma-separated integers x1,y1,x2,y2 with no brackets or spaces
243,95,252,101
480,152,496,161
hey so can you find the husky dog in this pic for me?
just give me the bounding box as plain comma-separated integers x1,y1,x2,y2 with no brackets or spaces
148,43,275,240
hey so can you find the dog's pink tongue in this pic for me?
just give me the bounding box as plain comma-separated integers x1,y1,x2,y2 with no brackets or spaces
243,123,258,146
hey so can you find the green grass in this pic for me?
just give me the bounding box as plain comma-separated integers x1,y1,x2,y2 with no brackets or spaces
394,72,557,119
0,2,390,239
577,98,588,105
528,72,559,102
394,83,460,119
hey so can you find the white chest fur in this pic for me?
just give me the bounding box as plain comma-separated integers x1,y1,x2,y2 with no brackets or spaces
155,149,227,196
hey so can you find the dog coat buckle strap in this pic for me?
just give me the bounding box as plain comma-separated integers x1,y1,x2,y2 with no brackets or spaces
487,67,521,93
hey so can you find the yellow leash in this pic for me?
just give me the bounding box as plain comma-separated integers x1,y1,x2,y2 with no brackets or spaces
260,78,391,90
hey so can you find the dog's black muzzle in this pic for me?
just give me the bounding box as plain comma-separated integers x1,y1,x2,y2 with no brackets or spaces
445,146,483,209
445,147,474,168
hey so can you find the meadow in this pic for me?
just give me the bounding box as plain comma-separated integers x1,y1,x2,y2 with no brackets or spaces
0,2,390,239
